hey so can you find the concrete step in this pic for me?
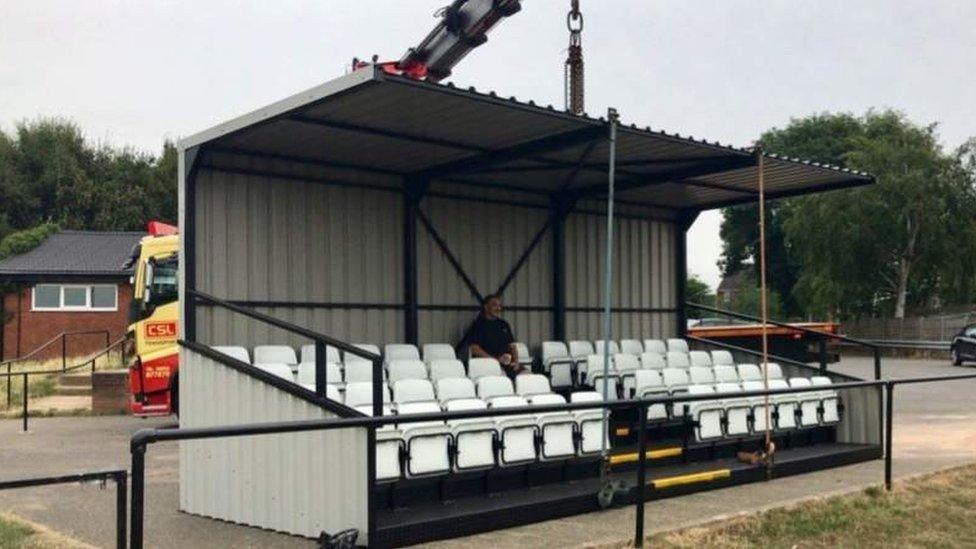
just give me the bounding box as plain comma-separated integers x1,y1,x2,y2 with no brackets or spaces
57,385,92,397
58,373,92,387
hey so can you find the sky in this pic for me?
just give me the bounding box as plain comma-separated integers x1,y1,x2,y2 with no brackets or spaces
2,0,974,290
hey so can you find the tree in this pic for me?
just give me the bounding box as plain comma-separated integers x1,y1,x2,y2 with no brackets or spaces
685,274,714,318
729,286,784,319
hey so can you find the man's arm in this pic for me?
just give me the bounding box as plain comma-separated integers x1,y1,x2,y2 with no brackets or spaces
469,343,491,358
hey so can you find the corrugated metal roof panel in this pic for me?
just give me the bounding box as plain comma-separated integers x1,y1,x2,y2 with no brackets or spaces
185,66,873,211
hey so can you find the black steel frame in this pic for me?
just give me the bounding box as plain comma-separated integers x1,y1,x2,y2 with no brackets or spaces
0,469,127,549
126,365,976,548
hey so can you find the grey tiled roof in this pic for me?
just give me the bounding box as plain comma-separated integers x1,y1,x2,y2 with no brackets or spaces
0,230,145,277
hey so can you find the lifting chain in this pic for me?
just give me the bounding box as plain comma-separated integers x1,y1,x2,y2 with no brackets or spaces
564,0,584,115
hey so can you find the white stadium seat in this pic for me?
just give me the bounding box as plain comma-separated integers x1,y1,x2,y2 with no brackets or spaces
387,359,429,383
642,339,667,355
515,374,552,398
665,351,690,369
255,362,295,382
811,376,841,424
686,385,723,441
385,343,420,363
713,365,740,384
397,401,451,477
769,379,798,430
422,343,456,363
513,342,534,367
689,350,712,368
344,382,391,408
689,366,716,386
489,396,537,465
530,393,577,460
613,353,641,397
594,340,620,357
789,377,821,427
662,368,692,416
714,382,751,437
570,391,608,454
253,345,297,365
296,361,342,387
584,355,619,398
741,380,773,433
634,370,668,420
639,352,666,370
477,375,515,401
710,350,735,367
541,341,575,389
568,340,595,360
211,346,251,364
766,363,784,380
392,379,436,405
344,361,383,383
619,339,644,356
737,364,762,382
666,338,690,354
468,357,504,380
435,377,476,404
445,398,496,471
427,359,466,382
300,344,341,365
375,428,404,481
344,344,381,364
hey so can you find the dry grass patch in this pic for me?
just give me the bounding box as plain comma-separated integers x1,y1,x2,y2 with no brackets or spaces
0,512,94,548
650,464,976,548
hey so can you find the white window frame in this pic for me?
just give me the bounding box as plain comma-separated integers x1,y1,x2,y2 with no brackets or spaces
31,284,118,312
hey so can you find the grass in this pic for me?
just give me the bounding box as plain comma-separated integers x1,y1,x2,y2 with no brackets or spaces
649,464,976,548
0,512,92,548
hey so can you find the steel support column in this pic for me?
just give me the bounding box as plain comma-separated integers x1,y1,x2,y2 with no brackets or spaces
182,146,201,343
551,196,568,341
403,178,427,345
675,210,697,338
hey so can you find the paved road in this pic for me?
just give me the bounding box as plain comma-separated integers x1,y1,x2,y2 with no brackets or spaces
0,356,972,548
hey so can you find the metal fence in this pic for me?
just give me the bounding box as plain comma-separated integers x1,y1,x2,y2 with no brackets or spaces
0,469,127,549
125,370,976,548
843,313,974,343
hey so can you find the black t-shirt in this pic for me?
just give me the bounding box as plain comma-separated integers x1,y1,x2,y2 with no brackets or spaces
470,315,515,357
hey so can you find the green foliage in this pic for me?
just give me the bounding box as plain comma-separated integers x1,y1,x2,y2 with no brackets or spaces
720,110,976,319
729,286,784,319
0,119,176,244
0,223,59,260
685,275,714,318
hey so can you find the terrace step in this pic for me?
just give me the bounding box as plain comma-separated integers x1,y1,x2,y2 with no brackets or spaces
58,373,92,387
56,385,92,397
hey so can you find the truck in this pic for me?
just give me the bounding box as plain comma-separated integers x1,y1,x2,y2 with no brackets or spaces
124,221,180,416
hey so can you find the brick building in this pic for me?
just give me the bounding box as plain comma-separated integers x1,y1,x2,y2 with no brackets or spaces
0,230,145,361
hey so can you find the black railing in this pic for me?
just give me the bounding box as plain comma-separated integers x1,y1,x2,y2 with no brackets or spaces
189,290,384,416
0,469,126,549
123,372,976,549
2,329,112,406
686,302,883,381
1,336,127,431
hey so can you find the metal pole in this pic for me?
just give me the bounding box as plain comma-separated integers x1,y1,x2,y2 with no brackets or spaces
62,333,66,372
314,340,327,397
818,338,827,373
600,107,619,464
371,358,383,419
22,373,27,432
116,472,128,549
633,403,648,547
874,348,881,380
130,446,145,549
884,382,894,491
6,364,10,407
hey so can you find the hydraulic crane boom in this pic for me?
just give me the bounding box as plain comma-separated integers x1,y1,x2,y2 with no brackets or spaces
353,0,521,82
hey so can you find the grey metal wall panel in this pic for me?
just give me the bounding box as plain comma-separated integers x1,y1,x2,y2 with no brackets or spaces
418,309,551,351
194,164,403,347
563,212,678,340
418,197,551,306
179,346,369,541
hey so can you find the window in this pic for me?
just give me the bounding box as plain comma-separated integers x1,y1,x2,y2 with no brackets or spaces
32,284,118,311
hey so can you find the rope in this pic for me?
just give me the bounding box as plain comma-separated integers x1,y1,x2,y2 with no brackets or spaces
564,0,584,115
757,147,774,477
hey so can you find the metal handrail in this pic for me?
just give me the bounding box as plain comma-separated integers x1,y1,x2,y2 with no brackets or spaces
0,469,126,549
0,329,111,369
126,370,976,548
686,302,877,349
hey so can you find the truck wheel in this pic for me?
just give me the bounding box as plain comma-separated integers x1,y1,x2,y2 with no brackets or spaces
171,375,179,417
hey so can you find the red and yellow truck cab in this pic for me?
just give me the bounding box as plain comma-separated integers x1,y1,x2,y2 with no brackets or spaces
125,221,179,416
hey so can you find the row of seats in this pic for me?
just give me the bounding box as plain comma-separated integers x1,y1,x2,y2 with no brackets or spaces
680,377,841,442
541,339,719,388
352,376,607,480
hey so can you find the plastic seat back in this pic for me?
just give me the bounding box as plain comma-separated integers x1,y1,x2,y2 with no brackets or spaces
256,362,295,382
344,382,391,408
436,377,476,403
387,359,428,383
713,365,739,383
710,350,735,367
468,357,504,380
737,363,761,381
594,340,620,356
212,346,251,364
477,375,515,400
392,379,435,404
296,362,341,386
688,350,712,368
253,345,297,365
384,344,420,363
422,343,456,363
689,366,715,385
428,359,466,382
666,338,689,354
642,339,667,355
515,374,551,396
619,339,644,356
568,340,595,359
665,351,690,369
300,344,340,365
639,352,666,370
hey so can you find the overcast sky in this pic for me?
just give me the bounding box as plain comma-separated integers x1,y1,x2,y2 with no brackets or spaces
2,0,974,289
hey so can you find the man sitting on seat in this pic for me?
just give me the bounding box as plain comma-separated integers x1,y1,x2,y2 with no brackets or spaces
469,294,527,379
